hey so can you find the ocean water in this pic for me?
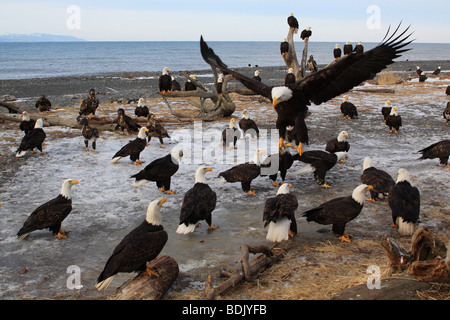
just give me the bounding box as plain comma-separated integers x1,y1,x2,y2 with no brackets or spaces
0,41,449,80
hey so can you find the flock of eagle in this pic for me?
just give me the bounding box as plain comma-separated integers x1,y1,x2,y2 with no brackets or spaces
7,13,450,293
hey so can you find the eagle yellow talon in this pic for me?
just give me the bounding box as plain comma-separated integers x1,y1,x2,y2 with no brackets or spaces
365,198,376,202
320,183,332,188
248,191,256,196
272,181,280,187
208,225,218,230
164,190,176,194
144,266,160,278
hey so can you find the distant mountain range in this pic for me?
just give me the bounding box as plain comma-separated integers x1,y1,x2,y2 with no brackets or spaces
0,33,86,42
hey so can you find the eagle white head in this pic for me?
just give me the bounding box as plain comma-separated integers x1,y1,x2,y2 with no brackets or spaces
276,183,293,195
162,67,170,75
229,118,236,128
346,41,351,45
138,98,145,106
337,131,349,142
335,44,340,48
306,26,311,31
242,109,249,119
288,68,294,74
60,179,79,199
254,70,260,76
343,96,349,102
352,184,374,205
253,149,265,165
22,111,30,121
34,118,44,129
390,106,398,116
396,168,411,183
170,147,183,165
363,157,373,171
137,126,149,139
195,166,213,184
146,198,166,226
271,86,293,108
385,101,391,107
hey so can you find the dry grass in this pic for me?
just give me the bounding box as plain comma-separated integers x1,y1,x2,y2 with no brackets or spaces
377,70,403,85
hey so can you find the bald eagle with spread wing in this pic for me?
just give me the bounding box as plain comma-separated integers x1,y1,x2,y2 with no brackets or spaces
200,24,412,155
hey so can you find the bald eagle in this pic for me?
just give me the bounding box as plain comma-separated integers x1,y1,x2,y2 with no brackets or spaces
418,139,450,168
388,169,420,236
263,183,298,242
260,140,294,187
239,109,259,139
15,118,47,158
17,179,79,240
185,75,197,91
307,55,318,73
325,131,350,154
35,95,51,112
217,149,265,196
221,118,240,150
176,167,217,234
433,66,441,75
360,157,395,201
340,96,358,120
303,184,373,242
333,44,342,59
386,106,402,133
416,66,422,75
135,98,150,117
111,127,148,165
171,76,182,91
381,101,392,122
443,102,450,125
79,89,99,119
419,72,427,82
354,41,364,54
147,113,170,148
19,111,36,135
287,13,299,33
252,70,261,82
343,41,353,55
115,108,141,135
159,67,172,94
280,39,289,56
95,199,168,291
130,147,183,194
200,25,412,156
77,116,99,152
293,150,348,188
284,68,296,85
300,26,312,41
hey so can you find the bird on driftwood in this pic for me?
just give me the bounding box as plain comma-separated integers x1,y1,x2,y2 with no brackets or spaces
115,108,141,135
134,98,150,117
200,24,412,157
79,89,99,119
35,95,51,112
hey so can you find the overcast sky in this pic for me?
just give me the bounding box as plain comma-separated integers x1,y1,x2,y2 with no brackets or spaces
1,0,449,42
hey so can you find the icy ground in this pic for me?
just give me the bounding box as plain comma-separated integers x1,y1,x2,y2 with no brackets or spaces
0,77,449,300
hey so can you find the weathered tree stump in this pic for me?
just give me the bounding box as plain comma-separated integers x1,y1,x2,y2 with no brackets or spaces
0,101,20,114
112,256,179,300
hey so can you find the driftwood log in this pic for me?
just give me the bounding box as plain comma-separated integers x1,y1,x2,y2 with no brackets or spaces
112,256,179,300
0,101,20,114
203,243,287,300
381,227,449,283
281,27,309,81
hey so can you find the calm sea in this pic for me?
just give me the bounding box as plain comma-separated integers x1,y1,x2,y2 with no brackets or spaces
0,41,449,80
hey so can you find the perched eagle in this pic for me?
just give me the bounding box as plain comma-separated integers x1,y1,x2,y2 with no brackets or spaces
147,113,170,148
17,179,79,240
252,70,261,82
159,67,172,94
77,116,99,152
300,26,312,40
333,44,342,59
388,169,420,236
416,66,422,75
386,106,402,133
221,118,240,150
354,41,364,54
35,95,51,112
443,102,450,125
134,98,150,117
307,55,318,73
217,149,265,196
19,111,36,135
419,72,427,82
110,127,148,165
176,167,217,234
95,199,168,291
185,75,197,91
115,108,141,135
15,118,47,158
418,139,450,168
239,109,259,139
284,68,296,85
343,41,353,55
360,157,395,201
293,150,348,188
260,140,294,187
381,101,392,122
263,183,298,242
130,147,183,194
216,75,224,94
303,184,374,242
340,96,358,120
287,13,299,33
79,89,99,119
432,66,441,75
200,25,412,156
171,76,182,91
325,131,350,154
280,38,289,56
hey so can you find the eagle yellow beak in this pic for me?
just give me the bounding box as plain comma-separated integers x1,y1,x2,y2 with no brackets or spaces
368,185,374,191
158,198,167,206
72,180,79,185
206,167,213,172
272,98,281,108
